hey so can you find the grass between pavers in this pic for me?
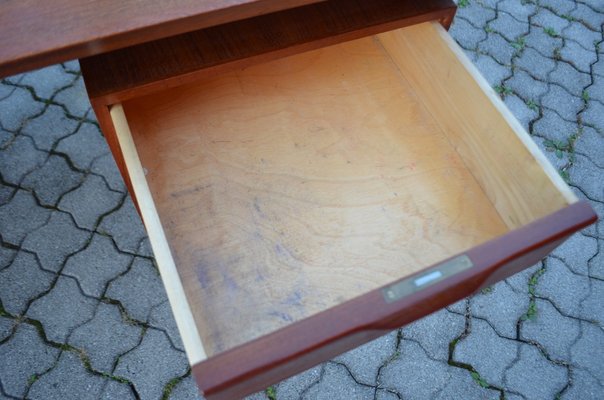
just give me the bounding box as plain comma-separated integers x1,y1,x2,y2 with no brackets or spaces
522,266,546,321
265,385,277,400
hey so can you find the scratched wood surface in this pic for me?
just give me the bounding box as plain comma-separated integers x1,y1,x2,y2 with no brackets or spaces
122,35,509,355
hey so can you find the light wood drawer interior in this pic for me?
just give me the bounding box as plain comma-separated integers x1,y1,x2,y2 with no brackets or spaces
110,21,576,369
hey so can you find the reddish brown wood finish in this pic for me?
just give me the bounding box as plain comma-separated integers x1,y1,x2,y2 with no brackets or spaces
192,201,597,400
0,0,325,78
80,0,456,105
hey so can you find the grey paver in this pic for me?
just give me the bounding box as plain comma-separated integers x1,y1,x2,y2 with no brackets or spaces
536,257,591,318
0,323,60,398
552,232,598,275
524,27,564,60
586,74,604,105
402,309,464,362
168,375,203,400
571,3,604,31
473,53,511,86
503,94,539,131
149,301,184,351
0,189,51,245
28,351,106,400
580,278,604,326
516,46,558,80
100,380,137,400
561,40,599,73
301,362,373,400
450,17,487,50
490,11,529,42
137,237,154,258
334,330,397,385
563,21,602,51
380,340,450,400
0,245,15,271
572,154,604,202
453,318,518,387
21,154,84,206
18,65,76,101
549,60,592,96
532,109,579,142
56,122,110,171
0,316,15,342
539,0,576,15
0,86,44,132
69,302,142,373
562,367,604,399
106,257,167,322
90,152,126,193
456,1,496,28
478,33,516,65
582,99,604,133
542,83,583,121
470,281,529,338
27,276,97,343
505,69,550,102
0,183,14,207
533,8,572,33
0,134,47,185
22,211,90,273
435,366,500,400
275,365,323,399
52,77,91,119
520,299,580,361
505,344,568,400
98,196,147,254
0,251,54,315
114,328,188,400
63,233,132,298
21,104,79,151
498,0,537,21
59,174,123,230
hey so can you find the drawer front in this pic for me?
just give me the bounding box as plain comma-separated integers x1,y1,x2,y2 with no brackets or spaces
100,21,595,400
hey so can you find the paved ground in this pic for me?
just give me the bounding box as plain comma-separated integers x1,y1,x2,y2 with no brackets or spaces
0,1,602,399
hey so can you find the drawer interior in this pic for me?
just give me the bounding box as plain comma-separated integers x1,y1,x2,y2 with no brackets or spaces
112,22,575,362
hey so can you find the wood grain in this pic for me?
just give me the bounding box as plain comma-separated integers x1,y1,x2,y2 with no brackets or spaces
192,200,597,400
377,22,576,229
121,34,509,356
0,0,323,77
80,0,456,104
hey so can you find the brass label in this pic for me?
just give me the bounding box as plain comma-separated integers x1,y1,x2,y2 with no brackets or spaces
382,255,473,303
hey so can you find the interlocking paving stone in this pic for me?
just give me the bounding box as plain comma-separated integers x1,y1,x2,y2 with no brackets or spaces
516,46,557,80
301,362,373,400
580,278,604,326
98,196,147,254
401,309,464,362
490,11,529,42
333,330,396,385
21,211,90,273
28,351,106,400
275,365,323,399
550,60,592,96
456,1,496,28
0,189,51,245
532,109,579,142
68,302,142,373
473,53,510,86
536,257,591,318
137,237,154,258
21,154,83,207
20,104,79,151
562,367,604,399
470,281,529,338
148,301,184,351
62,233,132,298
0,316,15,342
18,65,76,101
571,3,604,30
0,251,54,315
435,366,500,400
59,173,123,230
90,152,126,193
561,40,599,73
563,21,601,51
520,299,580,361
380,340,450,399
0,323,60,398
0,135,47,185
505,343,568,400
0,86,44,132
582,99,604,133
56,122,110,171
27,276,97,343
540,0,576,15
503,94,539,130
498,0,537,21
572,154,604,202
114,328,188,400
52,77,91,119
0,183,14,207
450,17,487,50
453,318,519,387
168,375,203,400
478,32,516,65
506,69,550,101
533,7,572,33
587,75,604,104
0,245,16,271
542,83,584,120
106,257,167,322
524,27,564,59
100,380,137,400
552,232,598,275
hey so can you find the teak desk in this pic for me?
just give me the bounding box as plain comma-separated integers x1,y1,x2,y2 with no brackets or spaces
0,1,597,399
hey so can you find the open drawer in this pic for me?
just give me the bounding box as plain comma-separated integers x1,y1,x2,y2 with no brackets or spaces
92,21,595,400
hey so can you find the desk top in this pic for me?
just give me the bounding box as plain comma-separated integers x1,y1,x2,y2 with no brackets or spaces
0,0,322,78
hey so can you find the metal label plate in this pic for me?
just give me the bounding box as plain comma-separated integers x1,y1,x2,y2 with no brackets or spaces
382,254,474,303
